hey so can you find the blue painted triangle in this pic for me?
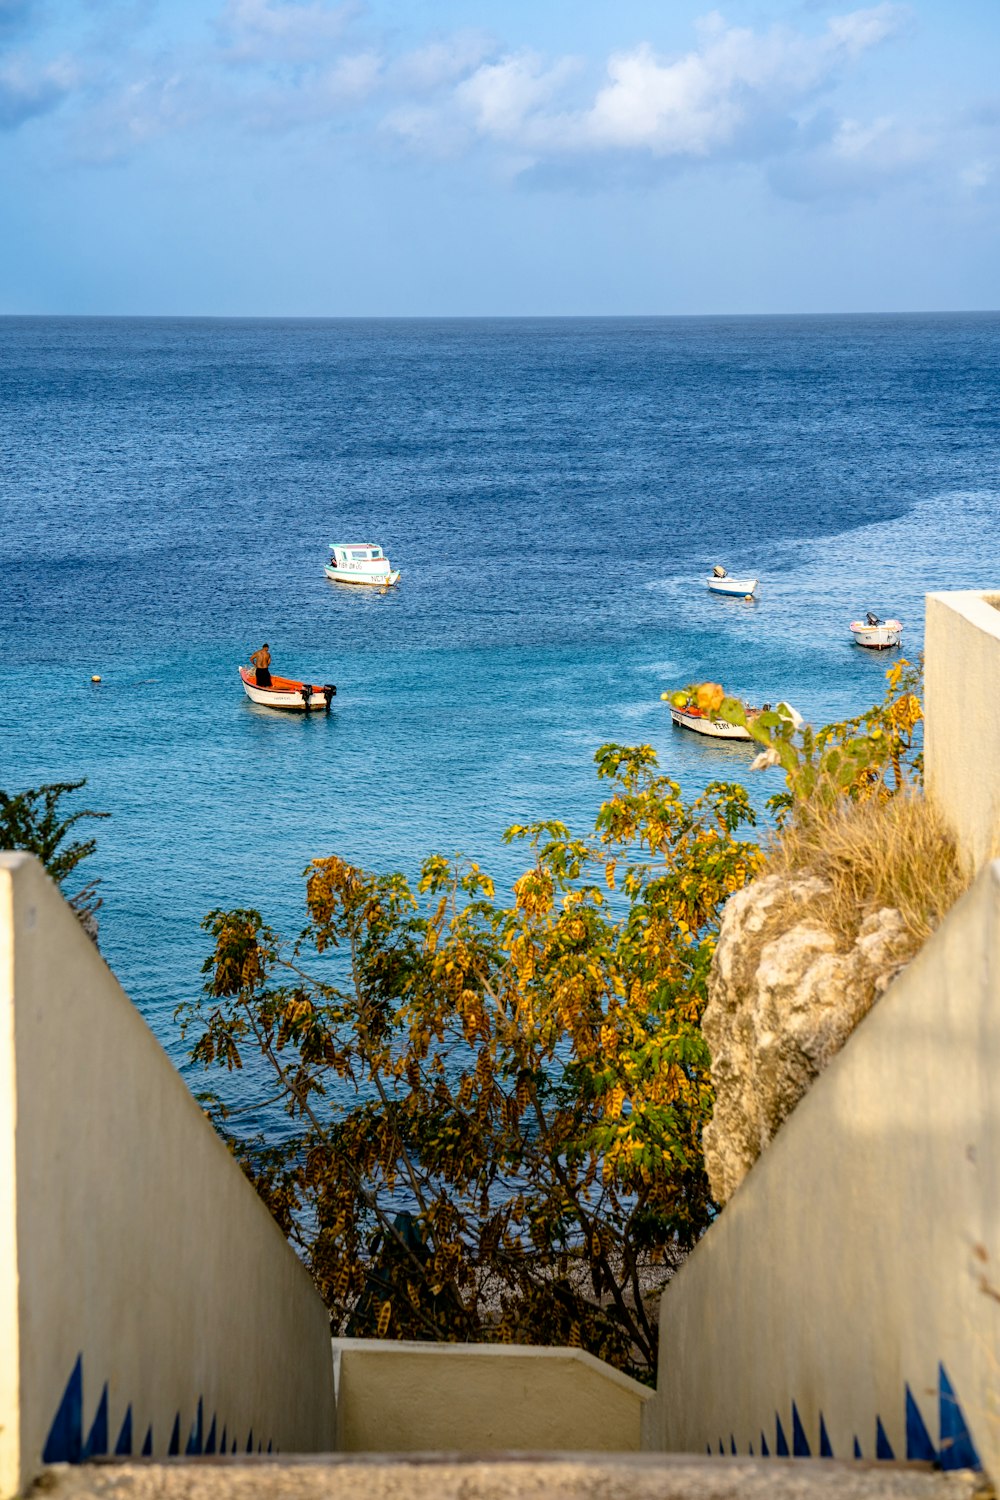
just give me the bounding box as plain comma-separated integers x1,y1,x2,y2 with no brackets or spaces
142,1426,153,1457
705,1445,711,1456
905,1384,935,1462
221,1426,227,1454
717,1439,724,1455
186,1397,204,1456
267,1440,273,1454
854,1437,863,1459
730,1436,736,1455
876,1416,895,1460
819,1414,833,1458
168,1414,180,1456
748,1441,754,1456
760,1432,770,1457
939,1363,981,1470
792,1403,811,1457
231,1438,237,1454
115,1406,133,1457
205,1416,217,1455
84,1384,109,1459
775,1413,789,1457
246,1429,253,1454
43,1355,84,1464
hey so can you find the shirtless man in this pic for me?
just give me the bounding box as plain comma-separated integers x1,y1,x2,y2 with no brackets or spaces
250,643,272,687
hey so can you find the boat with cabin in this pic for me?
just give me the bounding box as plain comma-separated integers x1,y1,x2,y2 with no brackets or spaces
239,667,336,712
707,565,758,598
325,543,400,587
850,613,903,649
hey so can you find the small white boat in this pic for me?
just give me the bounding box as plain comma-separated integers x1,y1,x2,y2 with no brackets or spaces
239,667,336,712
706,566,758,597
850,613,903,649
325,543,400,587
669,704,759,740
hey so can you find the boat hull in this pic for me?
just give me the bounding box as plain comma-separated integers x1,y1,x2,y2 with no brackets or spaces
670,707,752,740
239,668,335,712
324,566,400,587
707,576,758,597
850,621,902,649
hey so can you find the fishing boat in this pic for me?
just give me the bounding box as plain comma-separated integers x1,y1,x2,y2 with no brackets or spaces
325,543,400,587
706,565,758,597
850,613,903,649
239,667,336,712
669,703,759,740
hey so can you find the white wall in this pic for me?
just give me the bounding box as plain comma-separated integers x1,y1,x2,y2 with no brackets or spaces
652,856,1000,1475
331,1338,652,1453
0,853,336,1498
926,589,1000,871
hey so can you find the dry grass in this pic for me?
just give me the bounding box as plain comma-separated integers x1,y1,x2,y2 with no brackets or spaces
764,793,970,953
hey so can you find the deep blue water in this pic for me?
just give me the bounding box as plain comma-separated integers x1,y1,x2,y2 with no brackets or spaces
3,313,999,1090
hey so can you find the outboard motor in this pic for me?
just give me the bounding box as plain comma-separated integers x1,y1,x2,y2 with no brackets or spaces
323,684,336,711
301,683,312,710
866,612,881,627
713,564,727,578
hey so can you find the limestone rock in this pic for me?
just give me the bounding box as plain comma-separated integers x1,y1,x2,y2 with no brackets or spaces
702,875,910,1205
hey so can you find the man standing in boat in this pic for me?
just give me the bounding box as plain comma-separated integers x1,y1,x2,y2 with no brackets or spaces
250,643,272,687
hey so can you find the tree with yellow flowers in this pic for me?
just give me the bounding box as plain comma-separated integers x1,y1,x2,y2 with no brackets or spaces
180,744,762,1383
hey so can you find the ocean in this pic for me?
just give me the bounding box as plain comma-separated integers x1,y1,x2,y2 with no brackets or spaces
3,312,999,1092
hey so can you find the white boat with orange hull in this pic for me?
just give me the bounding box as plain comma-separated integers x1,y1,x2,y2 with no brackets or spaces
239,667,336,712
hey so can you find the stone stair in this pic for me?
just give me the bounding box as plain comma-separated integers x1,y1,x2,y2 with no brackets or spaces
35,1455,992,1500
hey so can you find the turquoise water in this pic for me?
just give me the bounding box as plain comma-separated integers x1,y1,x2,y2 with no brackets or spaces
3,313,999,1080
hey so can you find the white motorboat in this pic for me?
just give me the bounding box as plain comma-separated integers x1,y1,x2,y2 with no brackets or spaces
669,704,757,740
239,667,336,712
850,613,903,649
325,542,400,587
706,566,758,597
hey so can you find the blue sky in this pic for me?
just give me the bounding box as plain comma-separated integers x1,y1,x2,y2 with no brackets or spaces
1,0,998,314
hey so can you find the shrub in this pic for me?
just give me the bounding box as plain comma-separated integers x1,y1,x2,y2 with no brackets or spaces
180,745,763,1383
0,779,108,938
764,791,967,952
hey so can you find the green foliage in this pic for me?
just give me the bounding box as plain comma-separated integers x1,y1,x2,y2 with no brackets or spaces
664,658,923,825
0,779,109,935
180,744,763,1384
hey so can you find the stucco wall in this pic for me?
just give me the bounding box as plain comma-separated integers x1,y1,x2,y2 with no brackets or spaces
925,589,1000,871
331,1338,651,1453
651,856,1000,1474
0,853,336,1498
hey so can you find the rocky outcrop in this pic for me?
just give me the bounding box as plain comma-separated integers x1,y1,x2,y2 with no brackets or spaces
702,875,911,1204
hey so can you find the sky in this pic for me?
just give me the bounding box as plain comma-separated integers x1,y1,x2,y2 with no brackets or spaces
0,0,998,315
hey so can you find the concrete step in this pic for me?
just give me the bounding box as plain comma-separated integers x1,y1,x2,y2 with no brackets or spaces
33,1455,992,1500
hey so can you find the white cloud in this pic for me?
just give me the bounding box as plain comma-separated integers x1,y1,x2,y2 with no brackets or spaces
959,160,992,192
389,32,495,94
432,5,910,163
3,0,948,208
453,51,579,141
0,52,76,130
769,112,934,199
217,0,358,66
824,4,905,56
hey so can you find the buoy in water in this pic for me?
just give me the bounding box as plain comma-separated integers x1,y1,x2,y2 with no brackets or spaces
91,674,101,683
744,594,753,602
